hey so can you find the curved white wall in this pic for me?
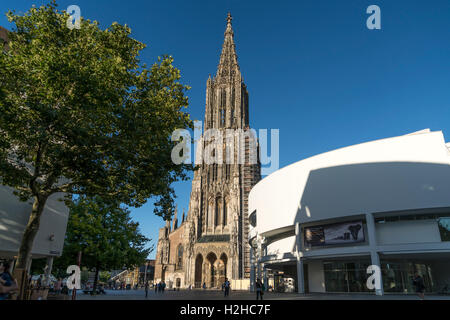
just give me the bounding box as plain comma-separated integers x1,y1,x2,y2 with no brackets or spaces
250,130,450,237
266,236,296,256
0,186,69,258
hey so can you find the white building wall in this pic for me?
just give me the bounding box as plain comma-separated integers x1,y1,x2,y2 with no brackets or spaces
375,220,442,245
266,236,296,256
0,185,69,258
250,130,450,237
308,260,325,293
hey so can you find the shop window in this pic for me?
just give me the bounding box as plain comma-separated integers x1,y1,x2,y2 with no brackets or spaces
323,260,371,293
381,261,435,293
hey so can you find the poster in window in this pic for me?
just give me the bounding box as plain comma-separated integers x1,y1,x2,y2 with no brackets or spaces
305,221,365,247
304,226,325,246
323,221,364,245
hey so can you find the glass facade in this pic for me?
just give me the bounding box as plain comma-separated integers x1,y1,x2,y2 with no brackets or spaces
323,259,436,293
323,260,372,293
381,261,435,293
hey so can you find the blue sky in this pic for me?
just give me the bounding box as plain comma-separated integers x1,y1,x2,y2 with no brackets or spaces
2,0,450,259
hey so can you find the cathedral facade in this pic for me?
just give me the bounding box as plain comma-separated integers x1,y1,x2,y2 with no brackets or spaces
154,13,261,289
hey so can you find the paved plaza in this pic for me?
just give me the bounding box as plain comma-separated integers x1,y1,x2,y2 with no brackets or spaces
76,289,450,300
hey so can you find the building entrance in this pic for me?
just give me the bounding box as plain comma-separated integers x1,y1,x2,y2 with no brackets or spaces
194,254,203,288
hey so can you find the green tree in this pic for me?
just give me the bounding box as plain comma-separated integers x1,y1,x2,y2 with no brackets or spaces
54,196,152,293
99,271,111,284
80,267,89,285
29,258,46,276
0,1,192,279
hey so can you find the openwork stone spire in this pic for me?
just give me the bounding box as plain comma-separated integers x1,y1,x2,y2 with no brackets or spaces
216,13,240,81
204,13,248,130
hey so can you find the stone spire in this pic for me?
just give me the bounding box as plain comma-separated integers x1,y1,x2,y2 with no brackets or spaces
216,12,240,81
165,218,170,233
172,205,178,230
204,12,248,130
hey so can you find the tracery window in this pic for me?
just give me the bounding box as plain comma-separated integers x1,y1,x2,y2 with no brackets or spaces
176,244,184,269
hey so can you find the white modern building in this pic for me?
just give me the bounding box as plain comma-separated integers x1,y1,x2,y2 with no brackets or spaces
0,185,69,275
249,129,450,295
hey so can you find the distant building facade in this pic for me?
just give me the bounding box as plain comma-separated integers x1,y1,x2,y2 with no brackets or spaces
109,259,155,288
139,259,155,285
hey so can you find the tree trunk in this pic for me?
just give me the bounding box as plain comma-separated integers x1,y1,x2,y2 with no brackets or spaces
92,263,100,295
16,194,48,269
15,194,48,299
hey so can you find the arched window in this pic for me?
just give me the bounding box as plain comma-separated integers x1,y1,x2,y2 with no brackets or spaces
177,244,183,270
215,197,222,227
223,199,227,226
231,88,235,125
222,89,226,108
220,108,226,127
208,202,214,229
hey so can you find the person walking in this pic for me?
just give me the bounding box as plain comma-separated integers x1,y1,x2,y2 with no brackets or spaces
203,282,206,290
37,274,42,289
223,278,231,297
413,272,426,300
55,278,62,294
155,282,159,294
0,262,17,300
256,278,264,301
145,281,149,298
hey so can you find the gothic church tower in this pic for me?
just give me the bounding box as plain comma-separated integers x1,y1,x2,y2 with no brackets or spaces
154,13,261,289
183,13,261,287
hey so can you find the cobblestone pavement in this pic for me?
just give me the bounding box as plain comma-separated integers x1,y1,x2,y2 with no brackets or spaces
76,289,450,300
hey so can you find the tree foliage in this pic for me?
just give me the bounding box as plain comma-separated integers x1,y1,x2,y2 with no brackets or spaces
99,271,111,284
54,196,152,290
0,1,192,271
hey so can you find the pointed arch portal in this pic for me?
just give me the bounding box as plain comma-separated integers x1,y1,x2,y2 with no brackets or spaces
195,254,203,288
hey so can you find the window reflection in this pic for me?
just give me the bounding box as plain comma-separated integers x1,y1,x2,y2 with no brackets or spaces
438,218,450,241
382,262,434,293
